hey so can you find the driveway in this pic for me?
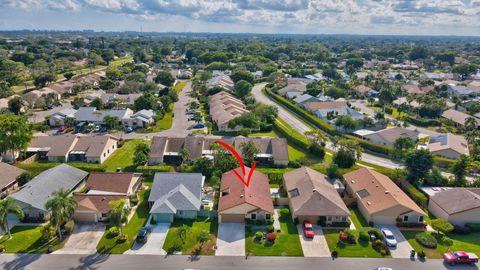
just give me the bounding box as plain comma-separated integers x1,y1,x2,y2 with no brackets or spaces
126,223,170,255
53,223,105,254
376,224,413,258
297,224,330,257
215,223,245,256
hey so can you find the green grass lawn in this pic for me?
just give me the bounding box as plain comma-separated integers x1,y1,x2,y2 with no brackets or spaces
138,104,173,133
402,231,480,259
0,226,65,253
323,229,389,258
163,218,218,255
103,139,149,172
172,81,187,93
249,130,278,137
96,189,150,254
245,208,303,256
350,207,368,229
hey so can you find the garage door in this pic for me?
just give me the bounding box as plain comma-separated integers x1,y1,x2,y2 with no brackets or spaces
154,213,173,223
220,214,245,223
74,211,97,223
372,215,395,224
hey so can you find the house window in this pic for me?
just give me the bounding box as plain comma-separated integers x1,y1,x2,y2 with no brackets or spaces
104,153,106,157
251,213,257,220
327,216,332,221
266,214,271,220
403,216,409,222
419,216,424,222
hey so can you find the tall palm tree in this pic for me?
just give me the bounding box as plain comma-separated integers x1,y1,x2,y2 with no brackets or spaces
0,198,24,240
108,199,130,237
465,116,478,132
45,189,77,240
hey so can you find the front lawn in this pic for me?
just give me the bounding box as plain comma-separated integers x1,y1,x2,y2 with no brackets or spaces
162,218,218,255
402,231,480,259
138,104,174,133
323,229,389,258
96,189,150,254
103,139,149,172
0,226,65,253
350,207,368,229
245,208,303,256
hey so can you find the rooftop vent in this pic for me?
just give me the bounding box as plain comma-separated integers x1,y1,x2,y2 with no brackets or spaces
385,190,389,194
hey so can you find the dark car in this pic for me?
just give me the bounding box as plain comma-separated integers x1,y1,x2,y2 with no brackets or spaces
192,123,205,129
135,227,151,244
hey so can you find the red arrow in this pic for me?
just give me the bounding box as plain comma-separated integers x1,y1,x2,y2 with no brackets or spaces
215,140,257,187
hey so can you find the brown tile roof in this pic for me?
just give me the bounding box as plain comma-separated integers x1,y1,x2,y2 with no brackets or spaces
73,194,125,213
29,135,78,157
430,188,480,215
368,127,419,145
284,167,350,217
426,133,470,156
218,167,274,213
71,136,117,157
0,162,26,189
344,168,425,216
442,109,480,126
303,101,347,111
86,172,140,194
403,85,425,95
355,85,372,94
149,136,168,159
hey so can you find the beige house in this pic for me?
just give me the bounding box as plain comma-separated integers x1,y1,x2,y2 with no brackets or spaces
344,168,426,225
362,127,419,147
0,162,26,197
283,167,350,224
208,91,249,131
422,133,470,159
218,167,273,223
428,188,480,226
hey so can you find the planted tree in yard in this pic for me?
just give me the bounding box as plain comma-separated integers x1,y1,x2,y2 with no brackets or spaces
404,148,434,183
240,140,259,167
334,115,359,131
64,72,75,81
431,219,454,236
333,139,362,168
464,117,478,132
177,224,190,244
393,137,415,158
16,172,32,187
234,80,253,98
7,97,23,115
198,230,211,250
91,97,104,110
108,199,130,237
0,198,24,239
155,70,175,86
64,117,76,128
180,148,190,164
45,189,77,240
305,130,326,157
133,142,150,166
450,154,471,186
0,114,33,158
103,115,119,129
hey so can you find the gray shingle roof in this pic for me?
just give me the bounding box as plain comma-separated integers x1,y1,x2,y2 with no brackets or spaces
148,173,203,214
9,164,88,211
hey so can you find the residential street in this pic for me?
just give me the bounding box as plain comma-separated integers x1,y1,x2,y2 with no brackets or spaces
0,253,475,270
251,84,403,169
28,100,72,124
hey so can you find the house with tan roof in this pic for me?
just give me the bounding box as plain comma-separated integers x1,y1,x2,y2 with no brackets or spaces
0,162,26,197
283,167,350,225
344,168,426,225
72,172,141,223
28,135,118,164
421,133,470,159
218,167,274,223
441,109,480,129
428,188,480,226
361,127,420,147
208,91,249,131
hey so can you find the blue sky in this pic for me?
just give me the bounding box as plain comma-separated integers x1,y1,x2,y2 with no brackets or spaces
1,0,480,35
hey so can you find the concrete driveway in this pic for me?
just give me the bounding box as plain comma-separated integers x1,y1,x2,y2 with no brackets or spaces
53,223,105,254
297,224,330,257
126,223,170,255
377,224,413,258
215,223,245,256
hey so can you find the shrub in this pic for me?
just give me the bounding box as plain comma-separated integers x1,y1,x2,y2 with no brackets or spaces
255,231,263,240
454,225,471,235
431,219,454,235
64,220,75,235
364,227,384,241
415,232,437,248
130,196,139,206
40,225,56,241
108,227,120,237
117,234,127,243
266,233,276,242
266,225,274,233
358,230,370,242
288,160,302,168
465,223,480,232
0,245,5,253
372,240,390,255
330,221,351,227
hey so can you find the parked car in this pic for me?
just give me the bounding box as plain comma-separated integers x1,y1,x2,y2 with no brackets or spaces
443,251,479,266
302,221,315,238
135,227,151,244
125,126,133,133
381,228,397,247
94,125,101,132
192,123,205,129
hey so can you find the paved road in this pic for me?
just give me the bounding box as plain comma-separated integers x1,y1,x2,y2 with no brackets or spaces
251,84,403,169
28,100,72,124
0,253,474,270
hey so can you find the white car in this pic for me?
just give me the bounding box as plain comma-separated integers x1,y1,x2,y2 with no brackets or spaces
381,228,397,247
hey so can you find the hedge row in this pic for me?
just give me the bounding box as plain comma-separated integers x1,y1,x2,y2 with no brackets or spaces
135,165,175,176
266,88,393,156
273,120,310,150
407,117,441,127
434,156,456,169
465,223,480,232
265,88,340,136
399,179,428,208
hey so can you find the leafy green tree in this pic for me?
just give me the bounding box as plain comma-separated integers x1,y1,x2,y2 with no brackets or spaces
155,70,175,86
230,70,254,84
133,142,150,166
159,95,172,112
177,224,190,244
234,80,253,98
108,199,130,237
334,115,358,130
63,72,75,81
327,163,341,179
91,97,103,110
0,198,24,239
103,115,119,129
88,52,105,67
450,155,471,185
404,149,434,182
134,92,158,111
106,66,123,81
8,97,23,115
333,139,362,168
0,59,26,85
192,157,214,178
240,141,259,167
45,189,77,240
198,230,211,250
464,117,478,131
64,117,76,128
0,80,13,99
452,64,478,80
0,114,33,157
101,49,115,64
99,79,115,90
393,137,415,157
180,148,190,164
16,172,32,187
33,73,56,88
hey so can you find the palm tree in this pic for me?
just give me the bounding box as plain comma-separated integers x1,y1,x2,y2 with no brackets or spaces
179,148,190,164
464,116,478,131
197,230,211,250
0,198,24,239
108,199,130,237
45,189,77,240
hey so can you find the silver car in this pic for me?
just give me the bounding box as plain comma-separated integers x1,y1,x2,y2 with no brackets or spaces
381,228,397,247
